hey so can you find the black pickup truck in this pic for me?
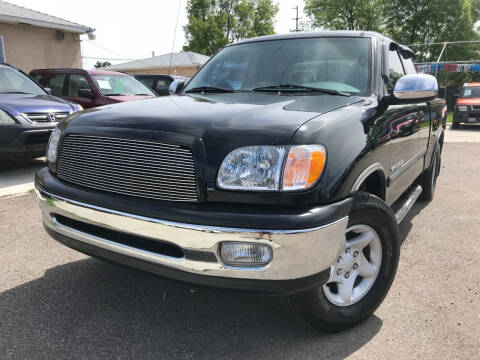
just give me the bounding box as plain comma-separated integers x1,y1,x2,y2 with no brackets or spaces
35,31,446,332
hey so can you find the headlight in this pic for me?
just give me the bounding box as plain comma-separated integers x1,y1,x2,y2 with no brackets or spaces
458,105,468,111
46,128,62,164
76,104,84,111
217,146,287,191
217,145,326,191
0,109,16,124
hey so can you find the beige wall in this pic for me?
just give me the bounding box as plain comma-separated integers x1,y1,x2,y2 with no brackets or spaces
0,22,82,73
121,66,200,77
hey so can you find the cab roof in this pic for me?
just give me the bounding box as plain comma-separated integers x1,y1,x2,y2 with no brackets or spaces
230,30,415,59
464,82,480,87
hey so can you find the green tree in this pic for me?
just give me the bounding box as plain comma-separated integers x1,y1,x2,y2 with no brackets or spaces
304,0,384,31
183,0,279,55
383,0,479,62
94,61,111,68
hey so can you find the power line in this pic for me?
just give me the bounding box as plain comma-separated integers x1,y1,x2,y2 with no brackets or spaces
83,39,136,60
82,56,138,61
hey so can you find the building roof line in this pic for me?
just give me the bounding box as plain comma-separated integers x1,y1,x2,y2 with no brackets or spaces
0,0,94,34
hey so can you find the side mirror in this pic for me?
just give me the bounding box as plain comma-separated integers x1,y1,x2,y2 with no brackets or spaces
393,74,438,103
169,79,185,95
78,88,94,98
44,87,52,95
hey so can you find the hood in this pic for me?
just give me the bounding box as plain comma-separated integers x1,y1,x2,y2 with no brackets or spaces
107,95,156,102
457,98,480,106
0,94,74,115
67,93,363,144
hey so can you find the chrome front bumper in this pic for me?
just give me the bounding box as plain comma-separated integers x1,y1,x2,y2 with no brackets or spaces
37,188,348,282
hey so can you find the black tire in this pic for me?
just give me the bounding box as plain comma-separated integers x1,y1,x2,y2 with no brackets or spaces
419,146,440,202
451,122,460,129
284,192,400,333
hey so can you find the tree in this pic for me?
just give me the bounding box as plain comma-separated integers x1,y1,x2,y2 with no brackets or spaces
94,61,112,68
304,0,384,31
383,0,479,62
183,0,279,56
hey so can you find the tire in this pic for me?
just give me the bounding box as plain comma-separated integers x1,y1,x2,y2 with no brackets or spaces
284,192,400,333
451,122,460,129
419,146,440,202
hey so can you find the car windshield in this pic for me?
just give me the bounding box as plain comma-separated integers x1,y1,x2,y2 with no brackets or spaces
91,74,155,96
461,87,480,98
185,37,371,96
0,67,46,95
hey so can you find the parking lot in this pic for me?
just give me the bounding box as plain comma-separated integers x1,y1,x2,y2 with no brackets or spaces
0,127,478,359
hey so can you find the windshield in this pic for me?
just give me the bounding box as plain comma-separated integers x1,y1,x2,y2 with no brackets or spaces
91,74,155,96
461,87,480,98
185,37,371,95
0,67,46,95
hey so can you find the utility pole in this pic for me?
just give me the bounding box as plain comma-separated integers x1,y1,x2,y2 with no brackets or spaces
291,5,302,32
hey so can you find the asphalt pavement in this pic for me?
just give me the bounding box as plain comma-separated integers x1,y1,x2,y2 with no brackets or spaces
1,137,479,359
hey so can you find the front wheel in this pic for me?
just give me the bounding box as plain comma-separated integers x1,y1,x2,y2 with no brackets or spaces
284,192,400,332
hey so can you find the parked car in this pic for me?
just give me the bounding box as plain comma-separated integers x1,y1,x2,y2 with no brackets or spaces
35,31,446,332
30,69,156,109
0,63,82,161
452,82,480,129
134,74,190,96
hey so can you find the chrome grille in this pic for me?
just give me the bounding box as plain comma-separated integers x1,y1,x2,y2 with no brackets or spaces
23,111,70,123
57,135,199,202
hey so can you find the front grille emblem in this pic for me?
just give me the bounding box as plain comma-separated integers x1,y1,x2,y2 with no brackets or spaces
47,113,56,122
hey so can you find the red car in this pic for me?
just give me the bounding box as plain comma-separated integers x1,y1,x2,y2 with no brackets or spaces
30,69,156,109
452,82,480,129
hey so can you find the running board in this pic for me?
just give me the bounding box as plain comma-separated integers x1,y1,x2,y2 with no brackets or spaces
394,185,422,223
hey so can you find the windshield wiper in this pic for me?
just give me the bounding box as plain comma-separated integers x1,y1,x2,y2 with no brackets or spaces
0,91,33,94
185,86,234,94
252,84,350,96
134,93,151,96
104,93,126,96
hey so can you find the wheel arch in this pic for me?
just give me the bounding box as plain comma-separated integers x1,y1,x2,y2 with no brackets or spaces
350,163,387,201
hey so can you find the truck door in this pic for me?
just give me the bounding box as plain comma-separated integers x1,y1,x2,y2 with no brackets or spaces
401,55,431,172
386,48,425,203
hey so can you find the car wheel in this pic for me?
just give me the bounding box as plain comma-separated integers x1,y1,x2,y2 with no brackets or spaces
452,122,460,129
419,146,440,202
284,192,400,333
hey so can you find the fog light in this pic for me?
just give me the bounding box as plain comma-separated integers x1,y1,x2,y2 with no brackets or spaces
220,242,272,267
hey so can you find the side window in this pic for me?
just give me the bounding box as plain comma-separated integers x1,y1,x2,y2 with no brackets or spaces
156,79,169,95
68,74,91,97
138,78,154,88
46,74,66,96
401,57,416,75
388,49,405,92
30,73,43,83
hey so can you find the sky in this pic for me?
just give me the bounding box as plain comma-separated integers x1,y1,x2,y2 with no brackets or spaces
7,0,306,69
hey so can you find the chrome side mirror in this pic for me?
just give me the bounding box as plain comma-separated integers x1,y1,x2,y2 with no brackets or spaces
393,74,438,101
169,79,185,95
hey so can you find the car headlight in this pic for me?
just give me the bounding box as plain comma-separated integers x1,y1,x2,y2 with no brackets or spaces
217,145,326,191
458,105,468,111
0,109,16,124
46,128,62,164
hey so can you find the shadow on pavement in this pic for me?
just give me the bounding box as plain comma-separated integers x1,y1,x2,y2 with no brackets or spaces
0,258,382,359
398,200,429,246
0,157,44,172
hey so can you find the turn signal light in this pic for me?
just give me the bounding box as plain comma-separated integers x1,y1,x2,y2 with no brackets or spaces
282,145,326,191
